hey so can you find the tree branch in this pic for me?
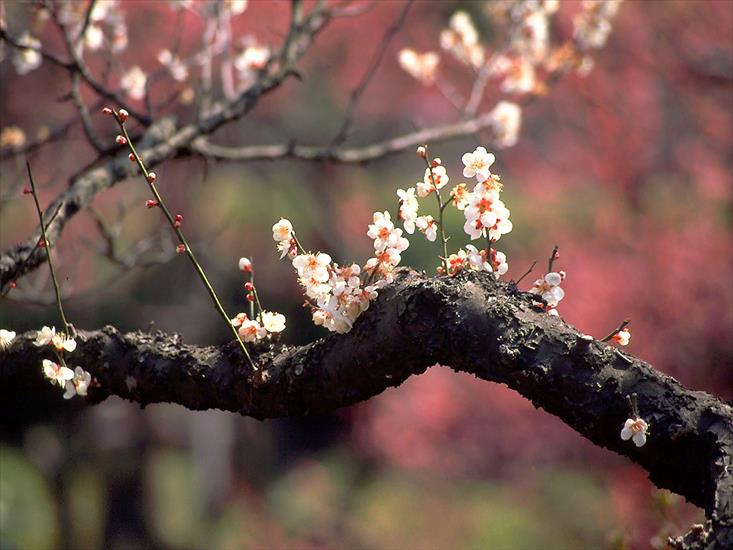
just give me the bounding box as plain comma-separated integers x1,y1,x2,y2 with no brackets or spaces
2,269,731,547
0,2,332,292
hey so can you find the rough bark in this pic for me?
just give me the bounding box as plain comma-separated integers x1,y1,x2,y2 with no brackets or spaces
2,268,731,547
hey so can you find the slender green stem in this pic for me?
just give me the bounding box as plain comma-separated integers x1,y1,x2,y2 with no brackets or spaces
26,162,71,336
291,231,308,255
422,154,449,272
251,284,265,322
115,114,256,370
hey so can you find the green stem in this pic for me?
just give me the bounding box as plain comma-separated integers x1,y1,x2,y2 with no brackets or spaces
422,154,449,272
26,162,71,336
115,115,256,370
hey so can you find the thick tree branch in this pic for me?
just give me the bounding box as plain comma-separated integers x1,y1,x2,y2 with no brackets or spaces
2,269,731,547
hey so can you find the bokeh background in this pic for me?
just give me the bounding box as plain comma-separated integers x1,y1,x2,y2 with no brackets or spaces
1,1,731,548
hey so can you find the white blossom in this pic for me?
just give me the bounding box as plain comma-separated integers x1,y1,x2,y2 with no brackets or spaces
462,146,496,181
415,215,437,242
489,101,522,149
261,311,286,333
530,272,566,307
63,367,92,399
238,318,266,342
120,66,147,100
272,219,293,242
13,32,42,75
398,49,439,85
0,329,16,350
35,326,56,347
612,328,631,346
621,417,648,447
43,359,75,387
397,187,419,234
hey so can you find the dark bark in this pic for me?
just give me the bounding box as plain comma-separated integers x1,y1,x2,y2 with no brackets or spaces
2,268,731,547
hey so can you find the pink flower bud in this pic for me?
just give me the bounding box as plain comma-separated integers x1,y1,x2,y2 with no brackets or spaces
9,281,17,289
244,282,254,291
23,187,32,195
116,135,127,145
146,199,158,208
176,244,186,254
246,294,254,302
238,257,252,272
146,172,156,183
431,158,442,167
102,107,113,115
128,153,135,162
416,146,427,158
118,109,129,122
38,239,46,248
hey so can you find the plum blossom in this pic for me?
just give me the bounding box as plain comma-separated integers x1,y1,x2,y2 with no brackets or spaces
63,367,92,399
35,326,57,347
530,272,565,314
463,185,513,242
272,219,293,242
398,49,439,85
367,212,405,252
120,66,147,100
238,318,266,342
261,311,286,333
397,187,419,234
621,417,648,447
612,328,631,346
43,359,74,387
293,253,332,283
0,329,16,350
489,101,522,149
157,49,188,81
440,11,484,68
462,146,495,181
415,215,437,242
450,183,469,210
13,32,42,75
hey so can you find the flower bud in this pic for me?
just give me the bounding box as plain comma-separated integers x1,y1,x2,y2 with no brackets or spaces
146,172,156,183
244,282,254,291
38,239,46,248
128,153,135,162
102,107,113,115
146,199,158,208
115,135,127,145
9,281,17,289
23,187,32,195
431,157,442,167
416,145,427,158
176,244,186,254
246,294,254,302
118,109,129,122
238,257,252,272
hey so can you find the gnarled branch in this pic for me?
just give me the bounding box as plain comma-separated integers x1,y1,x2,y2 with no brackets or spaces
2,268,731,547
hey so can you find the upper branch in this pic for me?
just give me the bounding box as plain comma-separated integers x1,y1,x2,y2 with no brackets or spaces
2,269,731,547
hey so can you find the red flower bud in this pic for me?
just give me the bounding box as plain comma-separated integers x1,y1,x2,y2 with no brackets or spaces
23,187,32,195
9,281,17,289
416,145,427,158
146,199,158,208
431,158,442,167
115,135,127,145
102,107,113,115
118,109,129,122
176,244,186,254
128,153,135,162
246,294,255,302
38,239,46,248
244,282,254,291
174,214,183,222
146,172,156,183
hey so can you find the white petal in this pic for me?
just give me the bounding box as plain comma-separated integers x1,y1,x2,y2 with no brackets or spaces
620,427,632,440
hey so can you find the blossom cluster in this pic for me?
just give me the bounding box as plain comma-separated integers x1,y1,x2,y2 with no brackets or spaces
397,49,439,86
574,0,624,50
34,326,93,400
440,11,485,69
230,311,286,342
272,219,389,334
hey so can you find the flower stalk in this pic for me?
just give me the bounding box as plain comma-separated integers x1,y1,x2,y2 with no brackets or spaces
111,110,256,370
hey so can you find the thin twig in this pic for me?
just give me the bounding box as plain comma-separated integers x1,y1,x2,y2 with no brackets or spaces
114,112,256,370
601,319,630,343
548,245,559,273
26,162,71,334
330,0,414,146
513,260,537,286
